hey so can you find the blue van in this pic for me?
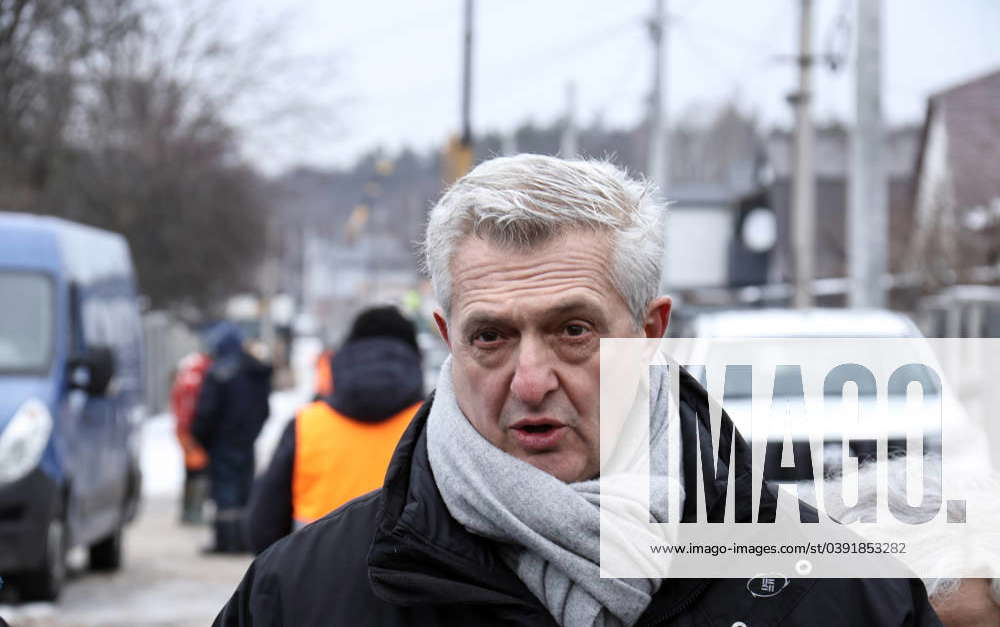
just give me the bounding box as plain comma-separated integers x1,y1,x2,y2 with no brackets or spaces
0,213,145,600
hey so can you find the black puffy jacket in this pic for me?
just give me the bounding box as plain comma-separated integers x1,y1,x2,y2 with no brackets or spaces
192,345,272,505
214,370,940,627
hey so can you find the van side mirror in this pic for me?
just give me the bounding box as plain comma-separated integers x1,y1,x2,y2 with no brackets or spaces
69,346,115,396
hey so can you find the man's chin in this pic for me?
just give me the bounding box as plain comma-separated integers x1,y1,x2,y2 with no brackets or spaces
514,449,593,484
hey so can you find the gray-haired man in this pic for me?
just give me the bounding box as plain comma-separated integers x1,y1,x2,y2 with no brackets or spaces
215,155,939,626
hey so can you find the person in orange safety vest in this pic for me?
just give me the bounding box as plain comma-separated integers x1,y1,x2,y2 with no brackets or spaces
246,306,423,554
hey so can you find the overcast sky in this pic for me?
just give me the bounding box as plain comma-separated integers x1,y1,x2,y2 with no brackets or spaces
235,0,1000,175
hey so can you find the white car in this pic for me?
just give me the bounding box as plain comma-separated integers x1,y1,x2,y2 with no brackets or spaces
664,308,990,477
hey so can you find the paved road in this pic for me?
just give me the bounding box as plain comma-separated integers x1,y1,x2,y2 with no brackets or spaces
1,497,251,627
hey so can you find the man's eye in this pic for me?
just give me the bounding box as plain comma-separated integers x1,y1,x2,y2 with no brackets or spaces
564,324,589,337
473,330,502,344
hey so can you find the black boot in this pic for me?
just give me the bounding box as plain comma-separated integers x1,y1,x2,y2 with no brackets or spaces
204,510,249,554
201,519,232,555
224,519,248,553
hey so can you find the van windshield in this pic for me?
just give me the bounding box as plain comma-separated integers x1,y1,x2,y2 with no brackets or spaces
0,272,54,373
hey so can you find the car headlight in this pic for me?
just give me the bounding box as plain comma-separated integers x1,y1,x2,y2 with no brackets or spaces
0,399,53,485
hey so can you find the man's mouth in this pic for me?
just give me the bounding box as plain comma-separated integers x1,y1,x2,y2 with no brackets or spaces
509,418,567,451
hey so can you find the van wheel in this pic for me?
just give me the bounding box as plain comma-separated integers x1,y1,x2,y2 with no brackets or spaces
89,526,123,571
19,516,67,601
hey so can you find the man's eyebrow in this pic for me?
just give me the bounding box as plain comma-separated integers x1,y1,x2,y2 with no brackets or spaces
458,298,612,336
461,300,605,329
459,312,511,335
548,299,604,317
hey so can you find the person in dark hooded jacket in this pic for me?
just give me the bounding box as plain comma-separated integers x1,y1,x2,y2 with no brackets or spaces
215,156,939,626
192,322,273,553
246,306,423,554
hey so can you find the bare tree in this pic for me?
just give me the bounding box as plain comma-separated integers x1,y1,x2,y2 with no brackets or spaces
0,0,143,202
1,0,337,311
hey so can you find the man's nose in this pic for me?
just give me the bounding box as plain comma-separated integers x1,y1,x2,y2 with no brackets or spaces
510,337,558,407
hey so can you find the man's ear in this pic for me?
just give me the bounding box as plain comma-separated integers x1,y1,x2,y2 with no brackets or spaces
642,296,672,339
433,310,452,349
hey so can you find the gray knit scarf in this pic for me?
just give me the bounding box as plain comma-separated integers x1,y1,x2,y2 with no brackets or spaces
426,357,682,627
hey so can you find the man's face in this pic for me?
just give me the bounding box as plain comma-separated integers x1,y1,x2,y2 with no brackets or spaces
435,230,670,483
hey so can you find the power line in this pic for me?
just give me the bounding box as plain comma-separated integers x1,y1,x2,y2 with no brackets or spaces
353,12,643,107
437,13,647,123
673,12,784,58
335,0,531,56
491,14,645,80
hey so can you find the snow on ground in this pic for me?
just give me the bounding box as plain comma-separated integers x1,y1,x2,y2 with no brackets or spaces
140,413,184,498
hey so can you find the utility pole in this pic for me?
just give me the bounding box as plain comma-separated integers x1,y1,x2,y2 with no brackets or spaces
791,0,815,308
461,0,473,148
849,0,886,308
648,0,671,293
560,82,578,159
648,0,669,191
445,0,475,184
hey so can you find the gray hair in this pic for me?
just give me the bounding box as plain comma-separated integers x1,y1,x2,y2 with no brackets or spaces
422,154,666,327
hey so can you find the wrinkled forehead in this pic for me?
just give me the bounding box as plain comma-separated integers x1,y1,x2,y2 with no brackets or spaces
448,231,627,322
449,228,614,281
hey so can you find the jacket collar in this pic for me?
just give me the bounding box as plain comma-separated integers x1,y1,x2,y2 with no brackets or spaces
368,392,549,620
367,369,749,621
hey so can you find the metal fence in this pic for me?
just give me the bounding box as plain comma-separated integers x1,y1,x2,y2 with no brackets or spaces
142,311,200,416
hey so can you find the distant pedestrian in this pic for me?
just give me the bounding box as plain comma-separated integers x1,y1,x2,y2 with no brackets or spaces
246,306,422,554
193,322,272,554
170,350,212,524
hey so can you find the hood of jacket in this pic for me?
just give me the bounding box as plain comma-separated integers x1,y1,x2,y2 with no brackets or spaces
208,321,244,358
329,337,423,423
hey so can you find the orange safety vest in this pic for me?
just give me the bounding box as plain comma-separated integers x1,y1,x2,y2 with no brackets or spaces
291,400,419,525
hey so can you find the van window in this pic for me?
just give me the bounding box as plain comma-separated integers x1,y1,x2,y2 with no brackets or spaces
0,272,54,373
